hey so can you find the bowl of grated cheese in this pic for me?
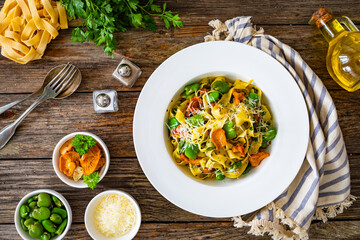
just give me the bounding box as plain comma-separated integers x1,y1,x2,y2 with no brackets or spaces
84,190,141,240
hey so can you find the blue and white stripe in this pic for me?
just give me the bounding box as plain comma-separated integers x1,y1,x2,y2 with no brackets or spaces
206,16,353,239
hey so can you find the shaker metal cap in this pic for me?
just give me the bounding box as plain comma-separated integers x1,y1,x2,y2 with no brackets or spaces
96,93,111,107
112,58,142,88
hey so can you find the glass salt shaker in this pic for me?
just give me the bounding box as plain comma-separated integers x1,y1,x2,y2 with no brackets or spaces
93,90,119,113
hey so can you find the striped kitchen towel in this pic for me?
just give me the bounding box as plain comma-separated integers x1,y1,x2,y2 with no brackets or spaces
205,17,356,240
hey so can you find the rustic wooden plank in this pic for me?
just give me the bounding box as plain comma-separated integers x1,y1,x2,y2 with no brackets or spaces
1,220,360,240
0,24,355,93
149,0,360,26
0,90,359,159
1,0,359,27
0,92,137,158
0,155,359,224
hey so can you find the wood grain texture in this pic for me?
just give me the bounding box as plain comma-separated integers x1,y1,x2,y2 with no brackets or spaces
0,25,356,93
0,90,359,160
2,0,358,27
0,155,359,224
1,221,360,240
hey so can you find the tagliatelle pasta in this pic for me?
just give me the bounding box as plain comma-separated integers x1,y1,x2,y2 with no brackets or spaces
167,76,277,180
0,0,68,64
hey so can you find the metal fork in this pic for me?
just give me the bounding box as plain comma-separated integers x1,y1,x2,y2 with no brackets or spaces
0,63,78,149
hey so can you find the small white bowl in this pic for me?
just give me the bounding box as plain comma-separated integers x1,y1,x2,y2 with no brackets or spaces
14,189,72,240
85,190,141,240
52,132,110,188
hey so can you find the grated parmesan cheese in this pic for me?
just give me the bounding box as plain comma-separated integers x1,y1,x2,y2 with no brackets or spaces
94,194,137,237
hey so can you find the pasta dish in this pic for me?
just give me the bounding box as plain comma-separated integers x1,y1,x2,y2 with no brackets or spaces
167,76,277,180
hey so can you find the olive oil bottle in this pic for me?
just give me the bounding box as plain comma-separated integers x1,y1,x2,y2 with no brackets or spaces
310,8,360,92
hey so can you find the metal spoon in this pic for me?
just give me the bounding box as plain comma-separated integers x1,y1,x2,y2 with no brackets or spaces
0,64,81,115
0,63,82,149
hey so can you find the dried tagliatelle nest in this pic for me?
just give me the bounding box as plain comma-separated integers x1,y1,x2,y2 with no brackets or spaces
0,0,68,64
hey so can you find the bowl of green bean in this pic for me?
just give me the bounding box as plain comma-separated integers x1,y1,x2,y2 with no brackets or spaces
14,189,72,240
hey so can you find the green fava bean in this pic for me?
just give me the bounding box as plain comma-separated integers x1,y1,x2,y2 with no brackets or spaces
225,128,236,139
233,161,242,169
40,232,51,240
27,196,37,204
264,126,277,141
55,219,67,235
212,80,230,93
32,207,51,220
42,220,57,233
223,121,236,139
52,207,67,219
184,83,200,95
37,193,51,208
20,218,27,231
184,143,199,160
29,201,37,210
29,222,44,238
215,169,225,181
223,121,234,131
206,91,220,103
24,218,36,229
187,114,204,127
184,148,197,160
178,139,186,153
20,205,30,218
50,214,62,225
248,92,259,107
168,117,180,130
52,196,63,208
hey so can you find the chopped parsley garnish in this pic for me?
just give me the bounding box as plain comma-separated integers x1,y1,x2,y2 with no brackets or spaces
83,172,100,189
72,134,97,155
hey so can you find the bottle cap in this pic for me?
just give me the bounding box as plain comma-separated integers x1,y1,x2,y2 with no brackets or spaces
309,8,334,28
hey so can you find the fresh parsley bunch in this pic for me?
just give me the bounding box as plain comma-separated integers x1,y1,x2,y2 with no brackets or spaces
60,0,183,56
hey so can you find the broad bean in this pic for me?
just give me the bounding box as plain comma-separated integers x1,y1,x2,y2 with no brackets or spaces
37,193,51,208
32,207,51,221
212,80,229,93
42,219,57,233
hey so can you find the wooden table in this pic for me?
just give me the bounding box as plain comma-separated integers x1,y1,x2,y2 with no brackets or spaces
1,0,359,239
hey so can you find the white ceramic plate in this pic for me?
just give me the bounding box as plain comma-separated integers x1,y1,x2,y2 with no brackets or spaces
133,41,309,218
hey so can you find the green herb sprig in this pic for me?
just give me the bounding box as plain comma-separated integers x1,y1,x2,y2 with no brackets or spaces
72,134,97,155
83,172,100,189
60,0,183,56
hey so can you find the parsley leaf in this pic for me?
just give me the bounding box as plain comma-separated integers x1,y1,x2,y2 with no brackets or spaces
130,13,143,28
150,4,161,13
60,0,183,57
72,134,97,156
83,172,100,189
